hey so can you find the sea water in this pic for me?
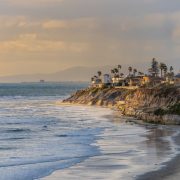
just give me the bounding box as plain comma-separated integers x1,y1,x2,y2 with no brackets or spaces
0,83,179,180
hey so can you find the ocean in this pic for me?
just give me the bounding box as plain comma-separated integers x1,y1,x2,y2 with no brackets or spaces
0,82,179,180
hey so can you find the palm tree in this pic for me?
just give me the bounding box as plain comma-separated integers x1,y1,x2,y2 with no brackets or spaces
170,66,174,73
97,71,102,78
159,63,165,77
150,58,159,77
138,71,144,76
111,69,115,78
114,68,119,77
120,73,124,77
118,65,122,69
133,68,137,77
118,65,122,77
163,64,168,77
169,66,174,77
128,66,133,76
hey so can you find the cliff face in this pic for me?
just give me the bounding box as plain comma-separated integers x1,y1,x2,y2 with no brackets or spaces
122,86,179,113
119,86,180,124
63,87,128,107
63,85,180,125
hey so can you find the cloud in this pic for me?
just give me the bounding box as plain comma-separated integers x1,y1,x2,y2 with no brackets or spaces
7,0,64,6
42,20,68,29
0,15,98,30
0,33,88,53
0,0,180,76
42,18,98,29
0,16,40,29
0,16,26,28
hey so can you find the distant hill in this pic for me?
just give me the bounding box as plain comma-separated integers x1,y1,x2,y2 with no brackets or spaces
0,63,148,83
0,66,111,83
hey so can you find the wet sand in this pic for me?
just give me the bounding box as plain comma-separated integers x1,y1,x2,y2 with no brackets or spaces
137,130,180,180
40,118,180,180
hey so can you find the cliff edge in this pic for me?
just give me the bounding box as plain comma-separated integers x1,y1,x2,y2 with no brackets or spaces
63,85,180,125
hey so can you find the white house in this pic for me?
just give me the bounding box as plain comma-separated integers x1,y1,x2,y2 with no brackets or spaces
112,77,126,86
91,77,102,88
102,74,112,85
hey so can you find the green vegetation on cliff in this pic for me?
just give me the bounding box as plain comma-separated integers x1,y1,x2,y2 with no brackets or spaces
154,103,180,116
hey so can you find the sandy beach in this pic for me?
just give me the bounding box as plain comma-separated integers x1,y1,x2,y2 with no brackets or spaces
40,116,180,180
137,130,180,180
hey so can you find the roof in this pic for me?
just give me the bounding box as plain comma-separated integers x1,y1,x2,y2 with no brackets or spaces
175,74,180,78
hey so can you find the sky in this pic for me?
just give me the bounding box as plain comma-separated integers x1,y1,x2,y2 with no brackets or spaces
0,0,180,76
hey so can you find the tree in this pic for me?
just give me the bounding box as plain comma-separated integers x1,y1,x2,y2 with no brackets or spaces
169,66,174,77
97,71,102,78
163,64,168,77
128,66,133,76
159,63,165,77
111,69,115,77
118,65,122,70
138,72,144,76
114,68,119,77
120,73,124,77
159,63,167,77
118,65,122,77
170,66,174,73
133,68,137,77
149,58,159,77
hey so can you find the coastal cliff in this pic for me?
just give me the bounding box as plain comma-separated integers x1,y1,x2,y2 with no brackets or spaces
63,85,180,125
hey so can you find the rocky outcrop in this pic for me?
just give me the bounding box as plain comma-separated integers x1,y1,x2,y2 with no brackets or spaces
63,85,180,125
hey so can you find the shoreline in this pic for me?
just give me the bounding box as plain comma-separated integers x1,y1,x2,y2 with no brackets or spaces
59,103,180,179
137,129,180,180
59,101,180,126
62,86,180,125
60,85,180,179
51,102,180,180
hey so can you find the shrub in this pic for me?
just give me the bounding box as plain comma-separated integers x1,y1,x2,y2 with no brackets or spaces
168,103,180,115
154,108,166,116
154,103,180,116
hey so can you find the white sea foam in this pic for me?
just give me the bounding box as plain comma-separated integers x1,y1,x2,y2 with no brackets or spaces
0,93,113,180
41,119,180,180
0,83,179,180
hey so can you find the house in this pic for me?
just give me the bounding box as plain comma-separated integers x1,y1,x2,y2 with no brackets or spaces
91,74,113,88
128,76,142,86
112,77,120,85
142,76,151,85
103,74,112,85
91,77,102,88
174,74,180,86
112,77,126,86
141,76,163,86
165,74,175,85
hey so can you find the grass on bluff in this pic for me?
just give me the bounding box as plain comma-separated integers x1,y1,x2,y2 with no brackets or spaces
154,103,180,116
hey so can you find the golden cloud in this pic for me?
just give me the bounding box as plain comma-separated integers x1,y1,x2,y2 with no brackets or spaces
0,16,26,28
0,16,98,31
42,18,98,29
42,20,68,29
0,33,88,53
0,16,40,29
